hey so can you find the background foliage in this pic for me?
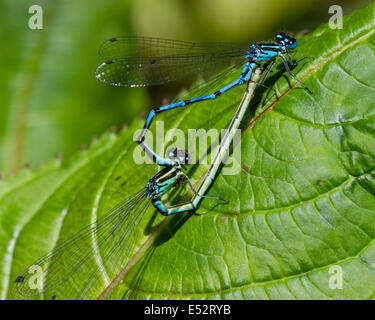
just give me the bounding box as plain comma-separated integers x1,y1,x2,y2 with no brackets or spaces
0,0,374,300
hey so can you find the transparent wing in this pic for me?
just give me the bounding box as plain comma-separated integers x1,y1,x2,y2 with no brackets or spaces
173,60,245,103
95,36,247,87
12,189,151,300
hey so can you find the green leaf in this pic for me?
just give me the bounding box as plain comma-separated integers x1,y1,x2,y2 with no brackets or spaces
2,2,375,299
0,0,146,173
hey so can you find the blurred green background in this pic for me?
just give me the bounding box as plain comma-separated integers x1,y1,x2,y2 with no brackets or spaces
0,0,371,173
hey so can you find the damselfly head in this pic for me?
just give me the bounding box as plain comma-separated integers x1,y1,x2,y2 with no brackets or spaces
167,148,190,165
274,32,297,50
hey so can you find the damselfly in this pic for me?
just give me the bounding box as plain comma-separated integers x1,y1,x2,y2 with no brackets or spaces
95,32,310,165
12,149,202,300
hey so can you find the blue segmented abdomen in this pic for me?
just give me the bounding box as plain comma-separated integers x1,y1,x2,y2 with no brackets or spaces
145,111,155,126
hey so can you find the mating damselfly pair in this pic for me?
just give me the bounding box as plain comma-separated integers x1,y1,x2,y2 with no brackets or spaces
12,33,309,299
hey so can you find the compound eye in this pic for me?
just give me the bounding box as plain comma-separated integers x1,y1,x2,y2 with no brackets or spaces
287,39,297,49
184,153,190,164
167,148,178,159
275,32,285,42
167,148,190,164
177,150,190,164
